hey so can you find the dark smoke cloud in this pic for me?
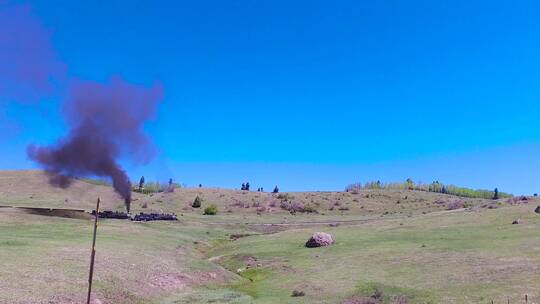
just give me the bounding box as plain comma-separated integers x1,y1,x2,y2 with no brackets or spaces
0,3,163,212
28,79,163,212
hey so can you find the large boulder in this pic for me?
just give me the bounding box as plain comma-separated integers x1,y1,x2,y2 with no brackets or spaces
305,232,334,248
535,206,540,213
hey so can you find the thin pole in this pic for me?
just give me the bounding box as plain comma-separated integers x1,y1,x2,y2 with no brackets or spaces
86,197,100,304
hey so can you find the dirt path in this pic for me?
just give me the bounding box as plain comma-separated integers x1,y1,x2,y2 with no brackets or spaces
199,216,397,228
201,208,468,228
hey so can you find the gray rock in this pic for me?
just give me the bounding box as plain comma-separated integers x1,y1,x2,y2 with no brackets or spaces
305,232,334,248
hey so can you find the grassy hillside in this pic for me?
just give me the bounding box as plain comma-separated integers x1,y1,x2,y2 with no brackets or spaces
0,170,538,304
0,170,518,219
0,170,132,210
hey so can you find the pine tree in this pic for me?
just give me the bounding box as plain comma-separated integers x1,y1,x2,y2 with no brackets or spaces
273,186,279,193
167,178,175,192
406,178,414,190
192,196,202,208
493,188,499,200
139,176,145,191
430,181,442,193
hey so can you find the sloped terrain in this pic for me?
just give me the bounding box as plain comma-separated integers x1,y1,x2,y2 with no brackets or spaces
0,170,518,219
0,170,538,304
0,170,130,210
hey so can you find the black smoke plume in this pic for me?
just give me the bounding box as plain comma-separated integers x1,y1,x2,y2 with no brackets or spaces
28,79,163,212
1,4,163,212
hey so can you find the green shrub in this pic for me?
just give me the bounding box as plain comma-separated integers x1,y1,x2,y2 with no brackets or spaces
192,196,202,208
204,204,218,215
303,204,318,213
277,193,294,201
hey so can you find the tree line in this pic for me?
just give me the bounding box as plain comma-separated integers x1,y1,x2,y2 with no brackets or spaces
345,179,511,200
132,176,180,194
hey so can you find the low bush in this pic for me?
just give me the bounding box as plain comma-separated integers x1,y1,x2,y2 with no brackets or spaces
303,204,318,213
280,201,304,213
204,205,218,215
277,193,294,201
446,200,465,210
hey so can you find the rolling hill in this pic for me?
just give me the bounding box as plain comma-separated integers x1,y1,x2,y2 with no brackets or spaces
0,170,538,304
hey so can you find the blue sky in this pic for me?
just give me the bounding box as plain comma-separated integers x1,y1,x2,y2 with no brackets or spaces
1,0,540,194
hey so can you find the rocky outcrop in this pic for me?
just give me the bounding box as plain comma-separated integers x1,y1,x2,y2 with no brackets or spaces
305,232,334,248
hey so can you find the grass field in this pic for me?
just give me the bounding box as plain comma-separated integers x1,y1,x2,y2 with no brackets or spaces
0,170,539,304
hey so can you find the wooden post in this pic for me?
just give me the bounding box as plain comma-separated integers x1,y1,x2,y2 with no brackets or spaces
525,294,528,304
86,198,100,304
